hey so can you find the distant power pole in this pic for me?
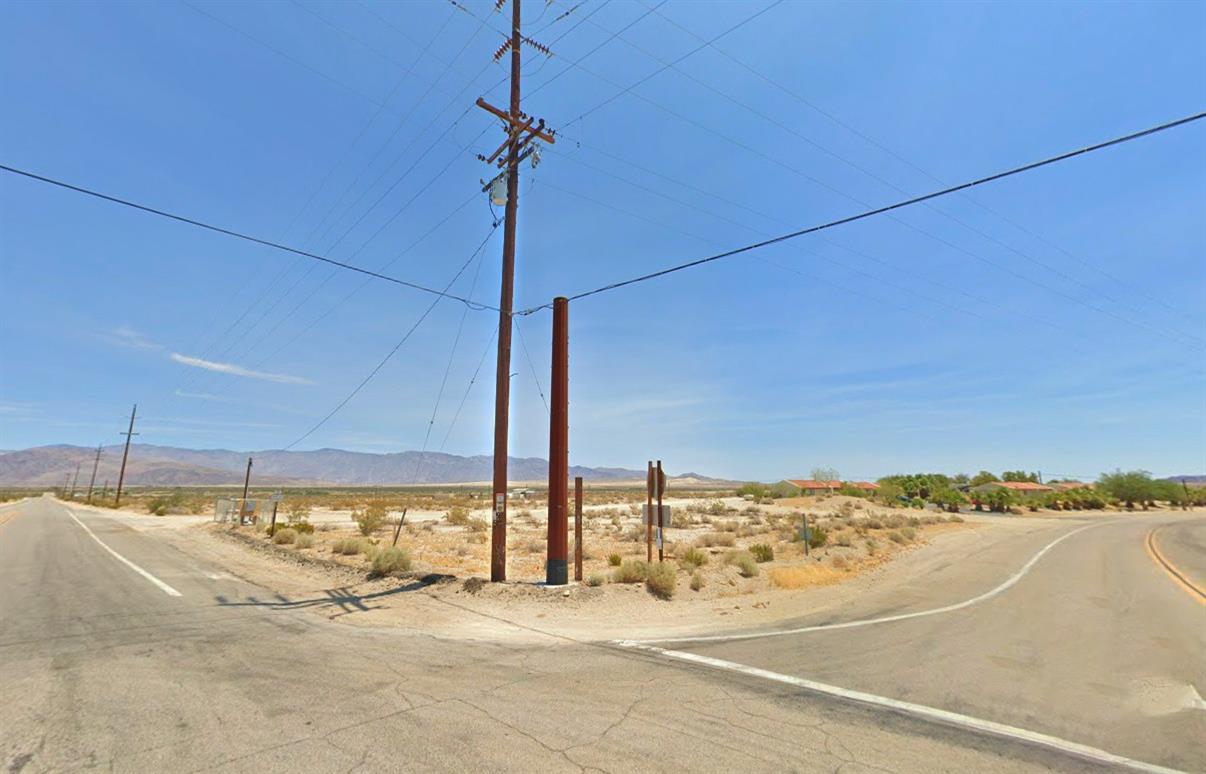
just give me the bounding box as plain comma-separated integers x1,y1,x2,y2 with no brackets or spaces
68,461,81,499
241,457,253,502
101,479,110,501
86,444,102,504
114,403,139,507
475,0,556,583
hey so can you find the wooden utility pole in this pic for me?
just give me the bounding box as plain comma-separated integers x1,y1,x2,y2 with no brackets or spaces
241,457,253,501
476,0,556,583
546,297,569,585
68,461,81,499
114,404,138,507
646,461,654,563
86,444,102,504
574,476,584,582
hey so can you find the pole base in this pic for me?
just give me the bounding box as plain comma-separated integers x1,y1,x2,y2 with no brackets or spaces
546,559,568,586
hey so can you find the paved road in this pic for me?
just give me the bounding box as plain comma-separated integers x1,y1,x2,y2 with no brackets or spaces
657,514,1206,772
0,497,1196,773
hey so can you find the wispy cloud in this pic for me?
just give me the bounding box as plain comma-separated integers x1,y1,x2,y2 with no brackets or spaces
97,325,162,351
174,389,318,417
169,353,314,385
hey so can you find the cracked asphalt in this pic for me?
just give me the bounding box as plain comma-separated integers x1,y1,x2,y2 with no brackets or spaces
0,497,1170,772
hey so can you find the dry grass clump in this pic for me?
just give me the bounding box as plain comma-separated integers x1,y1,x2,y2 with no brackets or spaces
698,531,736,548
725,550,759,578
831,555,849,571
445,507,470,526
678,546,708,570
295,533,315,549
749,543,774,562
271,528,297,544
646,562,677,599
586,573,605,587
769,563,844,589
690,570,705,591
370,546,411,576
613,559,649,584
333,537,366,555
607,552,622,567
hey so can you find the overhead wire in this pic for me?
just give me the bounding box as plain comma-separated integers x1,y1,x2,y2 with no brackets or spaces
519,113,1206,316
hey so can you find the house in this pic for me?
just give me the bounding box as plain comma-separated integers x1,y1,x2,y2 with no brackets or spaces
1049,481,1090,491
845,481,880,492
781,479,842,496
972,481,1053,496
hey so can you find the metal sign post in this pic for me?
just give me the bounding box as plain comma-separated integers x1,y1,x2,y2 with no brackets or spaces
645,461,654,563
267,491,283,537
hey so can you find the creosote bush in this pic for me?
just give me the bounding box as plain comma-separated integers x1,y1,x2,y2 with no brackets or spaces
445,507,470,526
333,537,366,555
690,570,705,591
371,546,411,576
613,559,649,584
294,533,315,549
698,531,736,548
749,543,774,563
271,528,297,545
807,526,828,549
646,562,676,599
586,573,605,587
354,504,387,536
678,546,708,570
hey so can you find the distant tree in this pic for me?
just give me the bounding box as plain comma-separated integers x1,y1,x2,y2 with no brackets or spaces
1002,470,1039,483
1097,470,1156,510
951,473,970,485
970,470,999,487
811,467,839,483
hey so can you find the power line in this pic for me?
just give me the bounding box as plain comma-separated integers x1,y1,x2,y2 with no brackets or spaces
0,163,497,311
514,316,550,414
439,328,497,452
281,224,499,451
521,112,1206,312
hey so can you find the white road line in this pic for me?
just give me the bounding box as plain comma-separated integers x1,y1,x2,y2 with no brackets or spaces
66,509,183,597
622,643,1185,774
629,522,1101,645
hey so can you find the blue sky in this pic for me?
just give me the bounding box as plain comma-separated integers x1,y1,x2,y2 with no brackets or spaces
1,0,1203,481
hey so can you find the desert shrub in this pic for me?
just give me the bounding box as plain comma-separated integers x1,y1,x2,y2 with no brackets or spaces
646,562,677,599
271,528,297,544
287,521,315,534
613,559,649,584
707,500,729,516
690,570,705,591
884,514,906,529
726,550,759,578
370,546,411,576
445,507,470,526
864,517,883,530
286,500,312,524
865,538,878,555
831,555,849,570
948,514,965,523
678,546,708,570
295,533,315,549
807,526,828,549
586,573,605,587
900,527,917,541
749,543,774,563
888,530,907,544
607,552,622,567
333,537,365,555
907,516,921,527
354,504,387,536
698,531,736,547
737,482,768,499
466,518,489,533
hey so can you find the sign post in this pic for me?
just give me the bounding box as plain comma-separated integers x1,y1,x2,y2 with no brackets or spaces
267,491,283,537
656,460,666,562
645,461,654,563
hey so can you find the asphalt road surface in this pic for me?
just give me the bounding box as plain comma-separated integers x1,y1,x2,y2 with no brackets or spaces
2,496,1202,773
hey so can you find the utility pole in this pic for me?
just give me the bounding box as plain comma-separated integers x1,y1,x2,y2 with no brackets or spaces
69,462,81,499
546,296,569,586
101,480,109,501
114,404,138,507
241,457,253,501
475,0,556,582
86,445,102,504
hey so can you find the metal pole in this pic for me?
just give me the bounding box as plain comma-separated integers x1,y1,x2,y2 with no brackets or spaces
115,403,137,507
490,0,524,583
574,476,583,582
268,501,279,537
646,460,653,563
69,462,81,499
86,444,102,504
546,296,569,585
803,512,810,556
241,456,253,501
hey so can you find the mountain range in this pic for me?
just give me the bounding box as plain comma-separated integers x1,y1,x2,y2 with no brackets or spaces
0,444,728,487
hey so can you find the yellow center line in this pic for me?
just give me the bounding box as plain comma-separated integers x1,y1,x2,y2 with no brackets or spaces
1145,526,1205,605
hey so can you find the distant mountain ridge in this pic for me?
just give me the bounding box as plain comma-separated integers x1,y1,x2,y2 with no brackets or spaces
0,444,730,487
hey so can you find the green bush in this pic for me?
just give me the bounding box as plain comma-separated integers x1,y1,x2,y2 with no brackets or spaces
690,570,705,591
608,552,622,566
807,526,828,549
286,521,315,534
613,559,649,584
646,562,677,599
371,546,411,576
678,546,708,570
749,543,774,562
446,507,470,526
726,550,759,578
271,528,297,545
295,533,315,549
900,527,917,541
353,504,388,536
888,530,907,544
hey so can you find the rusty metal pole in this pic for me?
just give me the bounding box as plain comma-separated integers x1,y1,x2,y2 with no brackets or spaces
241,457,253,523
574,476,584,582
114,403,137,507
646,461,653,563
490,0,524,583
546,296,569,585
86,444,102,504
656,459,664,563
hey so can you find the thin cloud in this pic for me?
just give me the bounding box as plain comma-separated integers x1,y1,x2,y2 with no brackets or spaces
97,325,162,351
169,353,314,385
